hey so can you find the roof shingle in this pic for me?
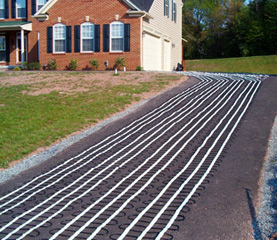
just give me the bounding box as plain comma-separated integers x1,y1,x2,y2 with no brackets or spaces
129,0,155,11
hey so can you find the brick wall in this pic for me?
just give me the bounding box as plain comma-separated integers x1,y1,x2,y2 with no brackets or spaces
30,0,142,70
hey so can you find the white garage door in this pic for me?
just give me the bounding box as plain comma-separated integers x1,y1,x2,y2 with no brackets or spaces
163,40,171,71
143,33,162,71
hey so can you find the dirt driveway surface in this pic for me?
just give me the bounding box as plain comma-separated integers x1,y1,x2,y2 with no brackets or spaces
0,73,276,240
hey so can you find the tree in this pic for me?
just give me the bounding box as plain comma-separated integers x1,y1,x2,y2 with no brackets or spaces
182,0,277,59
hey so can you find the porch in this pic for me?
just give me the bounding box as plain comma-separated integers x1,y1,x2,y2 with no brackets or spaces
0,21,32,68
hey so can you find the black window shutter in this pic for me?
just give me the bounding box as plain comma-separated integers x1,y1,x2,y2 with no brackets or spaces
6,34,10,62
74,25,80,53
12,0,15,18
174,3,177,22
124,24,130,52
167,0,169,17
66,26,72,53
171,0,174,21
26,0,28,18
32,0,36,15
103,24,109,52
47,26,53,53
94,24,100,52
164,0,166,16
5,0,8,18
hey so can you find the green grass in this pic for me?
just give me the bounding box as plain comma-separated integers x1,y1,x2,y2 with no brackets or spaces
0,73,182,168
186,55,277,75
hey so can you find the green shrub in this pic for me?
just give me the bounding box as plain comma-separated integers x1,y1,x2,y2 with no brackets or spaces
28,62,41,70
89,58,99,70
136,66,142,71
13,67,21,71
114,57,126,70
47,58,58,70
68,59,78,70
22,62,28,70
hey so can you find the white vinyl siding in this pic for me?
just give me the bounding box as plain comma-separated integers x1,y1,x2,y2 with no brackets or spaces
0,36,6,62
54,24,66,53
16,0,26,18
163,40,171,71
81,22,94,52
0,0,4,19
110,21,124,52
143,0,182,71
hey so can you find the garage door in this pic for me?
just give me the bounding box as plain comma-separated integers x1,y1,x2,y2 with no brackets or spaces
143,33,162,71
163,40,171,71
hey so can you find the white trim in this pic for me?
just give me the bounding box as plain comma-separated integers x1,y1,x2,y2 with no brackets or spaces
34,0,58,16
122,0,141,11
36,0,47,12
143,26,162,38
34,0,144,17
110,21,124,53
0,23,32,31
126,10,153,19
53,23,66,53
16,33,27,64
81,22,94,53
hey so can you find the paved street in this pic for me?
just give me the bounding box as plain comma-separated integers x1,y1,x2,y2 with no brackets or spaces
0,72,275,240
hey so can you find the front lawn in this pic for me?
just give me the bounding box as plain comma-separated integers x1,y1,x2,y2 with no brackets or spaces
186,55,277,75
0,71,186,168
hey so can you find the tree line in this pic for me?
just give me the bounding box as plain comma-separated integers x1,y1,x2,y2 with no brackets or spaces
182,0,277,59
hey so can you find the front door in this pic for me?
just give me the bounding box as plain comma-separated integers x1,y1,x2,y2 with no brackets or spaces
16,34,27,63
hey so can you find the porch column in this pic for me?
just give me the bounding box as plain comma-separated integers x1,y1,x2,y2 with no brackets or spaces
20,28,25,64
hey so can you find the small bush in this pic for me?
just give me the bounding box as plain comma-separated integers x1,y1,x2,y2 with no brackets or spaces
13,67,21,71
22,62,28,70
136,66,142,71
47,58,58,70
68,59,78,70
114,57,126,70
89,59,99,70
28,62,41,70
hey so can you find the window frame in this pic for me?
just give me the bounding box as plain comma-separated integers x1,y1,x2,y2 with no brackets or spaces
81,22,95,53
110,21,124,52
53,23,66,53
172,0,177,23
164,0,169,18
0,0,5,19
0,35,6,62
16,0,26,19
36,0,46,12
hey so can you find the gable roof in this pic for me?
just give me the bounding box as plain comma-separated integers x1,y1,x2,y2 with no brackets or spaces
129,0,155,11
34,0,155,17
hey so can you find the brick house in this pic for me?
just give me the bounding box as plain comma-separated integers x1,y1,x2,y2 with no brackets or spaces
0,0,183,71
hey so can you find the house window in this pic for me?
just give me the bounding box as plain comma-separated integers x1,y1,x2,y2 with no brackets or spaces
164,0,169,17
53,23,66,53
0,36,6,62
0,0,4,19
37,0,47,11
110,21,124,52
16,0,26,18
81,22,94,52
172,1,177,22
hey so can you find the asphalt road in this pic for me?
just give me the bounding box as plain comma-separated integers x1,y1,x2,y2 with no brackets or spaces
0,73,276,240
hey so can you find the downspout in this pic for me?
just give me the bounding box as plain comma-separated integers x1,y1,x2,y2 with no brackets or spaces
38,32,40,62
20,28,25,66
140,12,147,69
